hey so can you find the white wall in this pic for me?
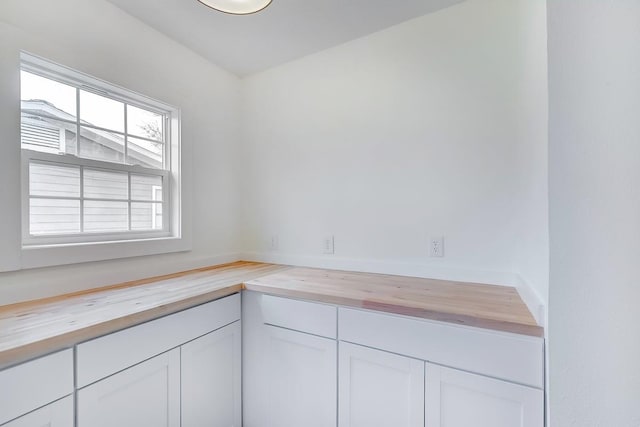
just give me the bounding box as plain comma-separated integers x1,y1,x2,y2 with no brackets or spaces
548,1,640,425
511,0,549,312
0,0,549,315
0,0,242,304
239,0,548,309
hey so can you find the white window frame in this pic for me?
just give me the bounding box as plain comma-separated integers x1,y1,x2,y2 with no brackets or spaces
19,52,186,268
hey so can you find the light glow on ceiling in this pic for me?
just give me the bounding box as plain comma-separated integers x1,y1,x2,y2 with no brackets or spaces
197,0,272,15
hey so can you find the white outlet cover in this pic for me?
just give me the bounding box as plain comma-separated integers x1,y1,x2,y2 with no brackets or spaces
323,235,335,255
429,235,444,257
270,235,279,251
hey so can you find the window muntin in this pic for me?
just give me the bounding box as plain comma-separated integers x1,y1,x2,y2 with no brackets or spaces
20,57,176,246
20,70,166,169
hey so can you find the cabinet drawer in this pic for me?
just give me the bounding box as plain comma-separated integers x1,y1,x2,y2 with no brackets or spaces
262,294,337,339
77,293,240,388
339,307,544,389
0,349,73,425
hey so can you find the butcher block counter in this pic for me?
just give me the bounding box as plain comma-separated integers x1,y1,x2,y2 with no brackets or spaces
0,261,542,369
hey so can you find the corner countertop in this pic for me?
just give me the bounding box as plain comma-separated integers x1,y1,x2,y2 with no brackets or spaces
0,261,542,370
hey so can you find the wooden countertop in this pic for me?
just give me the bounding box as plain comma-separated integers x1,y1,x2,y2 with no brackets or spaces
0,261,542,369
245,267,542,337
0,261,287,369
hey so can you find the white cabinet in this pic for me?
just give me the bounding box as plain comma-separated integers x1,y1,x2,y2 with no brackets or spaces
242,291,338,427
77,349,180,427
339,306,544,426
1,396,73,427
425,363,543,427
75,294,241,427
181,321,242,427
339,342,424,427
246,293,543,427
264,325,337,427
339,307,544,389
0,350,73,426
76,294,241,388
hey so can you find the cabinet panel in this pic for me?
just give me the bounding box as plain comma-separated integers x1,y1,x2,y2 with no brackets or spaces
1,396,73,427
77,349,180,427
425,363,543,427
0,350,73,426
266,326,337,427
339,342,424,427
181,321,242,427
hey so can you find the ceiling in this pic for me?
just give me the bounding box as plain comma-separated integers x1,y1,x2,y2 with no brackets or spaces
106,0,464,77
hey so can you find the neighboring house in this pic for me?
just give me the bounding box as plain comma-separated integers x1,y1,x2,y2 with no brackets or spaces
21,99,161,168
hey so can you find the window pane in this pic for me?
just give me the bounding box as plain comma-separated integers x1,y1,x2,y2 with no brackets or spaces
79,126,125,163
21,71,77,119
84,200,128,232
83,169,128,200
22,113,78,155
80,90,124,132
30,162,80,198
131,174,162,201
30,198,80,235
127,136,163,169
131,202,163,231
127,105,163,142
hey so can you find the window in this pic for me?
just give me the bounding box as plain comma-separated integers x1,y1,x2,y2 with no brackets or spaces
20,53,181,249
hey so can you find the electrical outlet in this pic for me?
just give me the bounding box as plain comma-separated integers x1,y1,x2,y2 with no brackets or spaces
270,235,279,251
429,235,444,257
323,235,335,255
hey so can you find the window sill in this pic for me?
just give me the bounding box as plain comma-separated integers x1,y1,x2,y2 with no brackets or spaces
20,235,191,270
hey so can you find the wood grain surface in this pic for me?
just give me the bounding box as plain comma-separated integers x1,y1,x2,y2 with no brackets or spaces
244,267,542,337
0,261,542,369
0,261,288,369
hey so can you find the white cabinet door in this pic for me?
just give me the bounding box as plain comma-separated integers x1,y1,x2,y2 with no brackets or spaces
339,342,424,427
77,349,180,427
425,363,543,427
265,325,337,427
181,321,242,427
2,396,73,427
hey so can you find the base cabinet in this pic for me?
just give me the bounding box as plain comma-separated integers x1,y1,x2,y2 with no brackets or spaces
73,294,240,427
1,293,543,427
1,396,73,427
425,363,544,427
76,321,242,427
339,342,424,427
338,343,543,427
245,294,543,427
181,321,242,427
265,325,337,427
77,349,180,427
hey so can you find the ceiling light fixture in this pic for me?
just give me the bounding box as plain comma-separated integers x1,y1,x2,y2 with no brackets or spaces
197,0,272,15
